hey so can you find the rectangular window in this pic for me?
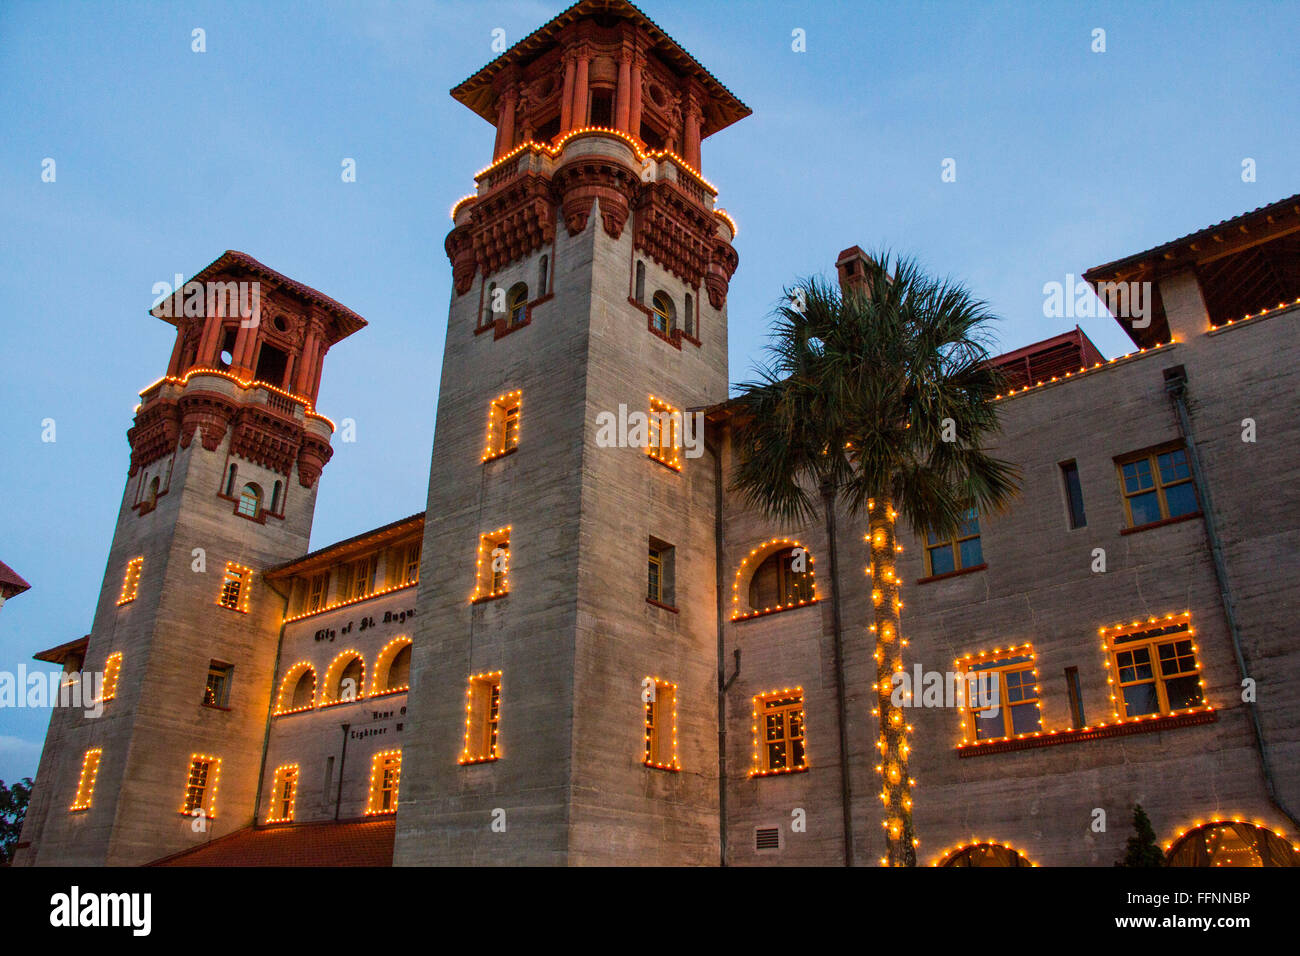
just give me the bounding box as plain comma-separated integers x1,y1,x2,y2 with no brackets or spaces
307,572,329,612
180,754,221,817
1065,666,1086,730
643,678,679,770
117,557,143,605
958,648,1041,743
70,748,102,811
647,396,682,470
366,750,402,815
267,764,299,823
203,661,233,708
1117,445,1198,527
483,390,522,461
752,690,808,776
460,672,502,763
218,562,251,612
470,528,511,601
1104,613,1204,719
101,652,122,702
924,509,983,577
403,543,421,585
647,538,675,607
1061,460,1087,529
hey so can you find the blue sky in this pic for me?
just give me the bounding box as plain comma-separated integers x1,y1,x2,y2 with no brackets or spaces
2,0,1297,782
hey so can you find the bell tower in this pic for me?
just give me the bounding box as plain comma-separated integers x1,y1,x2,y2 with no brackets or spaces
16,251,364,866
399,0,749,864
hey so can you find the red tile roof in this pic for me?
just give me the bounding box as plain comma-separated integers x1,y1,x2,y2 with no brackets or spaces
0,559,31,599
150,819,395,867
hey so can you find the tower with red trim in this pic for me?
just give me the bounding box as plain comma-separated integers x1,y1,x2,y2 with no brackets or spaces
398,0,749,863
16,251,363,865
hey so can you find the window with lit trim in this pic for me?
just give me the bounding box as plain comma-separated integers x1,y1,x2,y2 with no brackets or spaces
180,754,221,817
267,764,298,823
203,661,233,708
237,482,263,519
323,650,366,705
101,652,122,702
69,748,102,811
366,749,402,815
276,662,316,714
957,645,1041,742
461,672,502,764
647,396,681,469
306,572,329,613
1117,445,1198,527
1103,613,1205,719
483,391,522,461
218,562,251,612
371,637,412,695
938,842,1035,867
732,539,818,620
470,528,510,602
117,557,143,605
752,690,808,776
402,543,421,585
923,509,983,577
643,678,679,770
1165,821,1300,867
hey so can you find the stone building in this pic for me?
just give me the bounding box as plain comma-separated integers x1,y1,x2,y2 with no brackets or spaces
14,0,1300,867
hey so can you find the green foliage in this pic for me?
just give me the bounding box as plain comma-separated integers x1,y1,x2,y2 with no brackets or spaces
0,777,34,866
731,253,1020,541
1117,804,1166,867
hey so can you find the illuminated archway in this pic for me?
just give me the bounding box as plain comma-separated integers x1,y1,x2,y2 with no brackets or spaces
1165,819,1300,867
934,841,1037,867
370,637,413,695
322,650,366,705
275,662,316,714
732,538,817,620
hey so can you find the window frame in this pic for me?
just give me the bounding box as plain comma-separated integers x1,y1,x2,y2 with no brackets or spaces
203,661,234,709
643,678,680,771
505,282,529,326
647,395,682,470
180,754,222,818
217,562,252,613
650,291,675,334
1116,444,1199,528
365,749,402,815
956,648,1042,743
482,390,522,462
460,672,503,764
117,557,143,606
70,748,102,811
1102,614,1205,720
923,509,984,578
237,482,262,519
267,763,299,823
751,689,809,777
470,528,511,602
101,652,122,702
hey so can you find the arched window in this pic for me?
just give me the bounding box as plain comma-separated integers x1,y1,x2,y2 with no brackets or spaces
371,638,413,695
224,464,238,497
684,293,694,338
506,283,529,325
323,651,366,705
276,663,317,713
145,475,160,509
651,291,675,334
939,842,1035,867
538,255,549,294
271,480,282,514
237,482,262,519
748,547,813,611
635,261,646,303
485,281,497,327
1166,821,1300,867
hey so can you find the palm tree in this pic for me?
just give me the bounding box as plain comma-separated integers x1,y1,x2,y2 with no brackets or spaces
731,294,858,866
733,256,1019,866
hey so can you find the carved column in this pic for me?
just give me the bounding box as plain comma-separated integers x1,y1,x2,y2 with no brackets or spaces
560,50,576,131
616,52,632,131
628,53,644,137
296,322,320,395
197,310,222,365
494,85,518,159
167,328,185,375
572,49,590,128
684,97,703,170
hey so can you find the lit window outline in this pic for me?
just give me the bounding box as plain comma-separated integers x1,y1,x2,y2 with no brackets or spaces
117,557,143,605
1101,612,1207,720
217,561,252,613
643,677,680,771
954,642,1042,744
932,840,1038,867
731,538,818,620
101,652,123,702
647,395,681,470
750,687,809,777
460,671,502,764
366,749,402,815
482,390,522,462
274,661,317,714
70,748,102,811
469,527,511,603
266,763,299,823
179,753,221,818
321,649,366,706
370,636,413,696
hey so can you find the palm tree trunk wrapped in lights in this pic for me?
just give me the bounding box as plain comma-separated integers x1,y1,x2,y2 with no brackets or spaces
734,257,1019,866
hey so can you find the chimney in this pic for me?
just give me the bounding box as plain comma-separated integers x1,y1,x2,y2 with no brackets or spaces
835,246,874,295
